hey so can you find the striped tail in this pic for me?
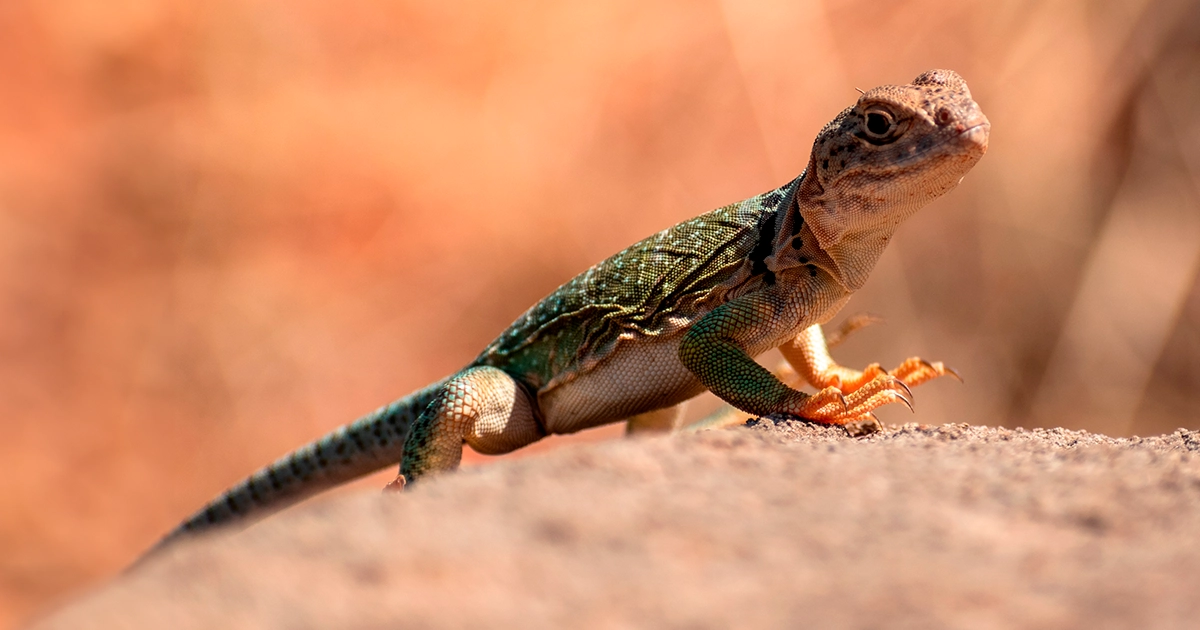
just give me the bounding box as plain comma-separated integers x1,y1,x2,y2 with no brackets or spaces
149,378,448,553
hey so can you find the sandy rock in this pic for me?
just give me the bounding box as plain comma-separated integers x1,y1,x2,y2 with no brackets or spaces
30,422,1200,629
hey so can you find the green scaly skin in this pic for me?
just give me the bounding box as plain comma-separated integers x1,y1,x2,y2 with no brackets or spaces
150,69,989,554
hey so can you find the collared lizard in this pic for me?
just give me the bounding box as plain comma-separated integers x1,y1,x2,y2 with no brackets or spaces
153,69,989,549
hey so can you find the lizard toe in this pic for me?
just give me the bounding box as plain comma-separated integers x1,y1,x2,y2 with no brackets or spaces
889,357,962,388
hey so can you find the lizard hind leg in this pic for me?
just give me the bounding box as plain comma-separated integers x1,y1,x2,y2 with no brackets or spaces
780,323,959,394
390,366,545,489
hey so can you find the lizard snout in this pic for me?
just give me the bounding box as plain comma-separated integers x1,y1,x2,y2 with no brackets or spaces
954,112,990,156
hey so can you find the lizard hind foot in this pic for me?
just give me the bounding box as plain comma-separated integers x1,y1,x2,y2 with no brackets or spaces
383,474,407,493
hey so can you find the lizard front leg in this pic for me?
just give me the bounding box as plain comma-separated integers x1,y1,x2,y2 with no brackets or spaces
779,323,960,394
679,292,912,426
387,366,545,489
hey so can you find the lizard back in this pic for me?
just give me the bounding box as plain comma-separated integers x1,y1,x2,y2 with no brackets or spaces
473,176,802,393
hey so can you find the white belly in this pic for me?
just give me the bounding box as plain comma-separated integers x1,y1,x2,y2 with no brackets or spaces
535,281,854,435
537,336,704,435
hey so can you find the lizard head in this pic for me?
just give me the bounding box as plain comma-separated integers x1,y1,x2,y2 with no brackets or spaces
797,69,989,288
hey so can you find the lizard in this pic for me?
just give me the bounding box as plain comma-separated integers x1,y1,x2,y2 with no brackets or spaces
152,68,989,550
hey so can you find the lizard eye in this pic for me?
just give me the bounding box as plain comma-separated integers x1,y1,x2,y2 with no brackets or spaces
863,108,895,138
857,105,907,145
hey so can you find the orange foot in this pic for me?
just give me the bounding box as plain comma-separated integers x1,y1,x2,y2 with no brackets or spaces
809,357,961,394
383,474,407,493
887,357,962,388
767,374,914,437
790,373,913,424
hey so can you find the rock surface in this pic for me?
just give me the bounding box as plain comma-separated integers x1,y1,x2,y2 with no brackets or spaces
30,422,1200,629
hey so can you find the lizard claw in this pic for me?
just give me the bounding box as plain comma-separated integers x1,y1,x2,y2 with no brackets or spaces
789,373,916,425
943,365,964,383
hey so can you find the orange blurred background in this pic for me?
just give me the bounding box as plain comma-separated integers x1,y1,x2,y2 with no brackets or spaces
4,0,1200,626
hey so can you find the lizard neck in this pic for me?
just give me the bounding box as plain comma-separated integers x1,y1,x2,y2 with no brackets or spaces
789,159,910,292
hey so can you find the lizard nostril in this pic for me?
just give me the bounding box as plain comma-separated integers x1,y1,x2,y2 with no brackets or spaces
936,108,954,126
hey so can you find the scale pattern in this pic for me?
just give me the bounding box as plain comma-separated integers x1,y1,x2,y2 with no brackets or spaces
474,176,801,390
147,69,990,556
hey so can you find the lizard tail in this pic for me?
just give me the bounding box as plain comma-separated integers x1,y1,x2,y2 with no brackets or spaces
148,378,448,554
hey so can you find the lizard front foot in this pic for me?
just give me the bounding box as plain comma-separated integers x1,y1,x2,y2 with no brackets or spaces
887,357,962,388
786,373,913,429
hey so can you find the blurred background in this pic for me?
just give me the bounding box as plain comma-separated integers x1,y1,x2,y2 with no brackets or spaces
4,0,1200,625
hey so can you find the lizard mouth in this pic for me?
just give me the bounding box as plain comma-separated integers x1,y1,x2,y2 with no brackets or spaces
954,120,990,153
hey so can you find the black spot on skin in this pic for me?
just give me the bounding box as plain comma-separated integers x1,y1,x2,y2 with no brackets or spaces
225,495,241,514
808,265,818,277
792,236,803,249
822,159,829,170
749,211,777,276
267,469,282,490
798,256,809,264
